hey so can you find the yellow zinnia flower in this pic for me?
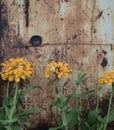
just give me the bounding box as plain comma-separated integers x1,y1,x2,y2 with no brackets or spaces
98,70,114,85
45,61,72,79
98,77,108,84
0,58,34,82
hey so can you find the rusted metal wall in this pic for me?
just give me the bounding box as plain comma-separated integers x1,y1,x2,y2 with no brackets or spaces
0,0,114,128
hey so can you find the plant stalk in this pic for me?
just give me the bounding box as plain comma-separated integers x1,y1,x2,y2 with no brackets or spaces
103,91,113,130
56,78,61,98
10,82,19,119
56,78,68,130
6,81,9,97
7,125,12,130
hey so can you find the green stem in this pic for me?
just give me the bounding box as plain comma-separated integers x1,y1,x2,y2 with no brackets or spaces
6,81,9,97
56,78,61,98
96,92,100,113
62,110,68,130
76,92,79,107
7,124,12,130
10,82,18,119
96,97,99,112
96,91,100,130
56,78,68,130
75,84,80,108
103,91,113,130
7,83,18,130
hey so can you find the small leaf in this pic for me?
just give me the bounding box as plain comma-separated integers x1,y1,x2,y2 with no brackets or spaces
72,93,80,99
11,123,23,130
63,95,72,106
53,98,63,109
4,105,10,119
75,71,86,86
87,111,103,126
66,108,81,126
88,111,97,126
49,125,64,130
0,120,10,125
103,110,114,123
19,118,30,127
80,121,90,130
17,108,40,117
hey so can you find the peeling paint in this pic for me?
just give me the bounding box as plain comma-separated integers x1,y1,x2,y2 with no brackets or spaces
97,0,114,44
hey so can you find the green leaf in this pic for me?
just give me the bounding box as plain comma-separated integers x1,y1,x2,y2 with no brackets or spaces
88,111,98,126
11,123,23,130
49,97,66,111
52,98,63,109
63,95,72,106
66,108,81,126
75,71,86,86
17,108,40,117
49,125,64,130
0,120,10,125
0,117,18,124
87,111,103,126
4,104,11,119
103,110,114,123
19,118,30,127
49,128,57,130
80,122,90,130
3,96,13,107
72,93,80,99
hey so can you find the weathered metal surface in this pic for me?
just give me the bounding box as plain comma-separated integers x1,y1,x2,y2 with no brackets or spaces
0,0,114,128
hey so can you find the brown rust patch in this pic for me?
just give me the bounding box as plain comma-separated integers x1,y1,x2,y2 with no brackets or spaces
64,0,69,2
0,1,9,39
49,47,67,62
24,0,29,27
102,50,107,55
94,10,103,22
0,48,4,70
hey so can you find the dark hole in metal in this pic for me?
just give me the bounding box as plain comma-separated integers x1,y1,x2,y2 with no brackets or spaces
101,57,108,67
29,35,42,47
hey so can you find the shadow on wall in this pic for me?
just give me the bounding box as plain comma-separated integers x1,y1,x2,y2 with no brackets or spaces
27,121,54,130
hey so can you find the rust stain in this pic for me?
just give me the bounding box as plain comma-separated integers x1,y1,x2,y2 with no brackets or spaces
102,50,107,55
0,1,9,39
24,0,29,27
64,0,69,2
90,0,96,43
94,10,103,22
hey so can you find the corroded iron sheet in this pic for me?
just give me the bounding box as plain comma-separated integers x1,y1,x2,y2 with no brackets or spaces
0,0,114,128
